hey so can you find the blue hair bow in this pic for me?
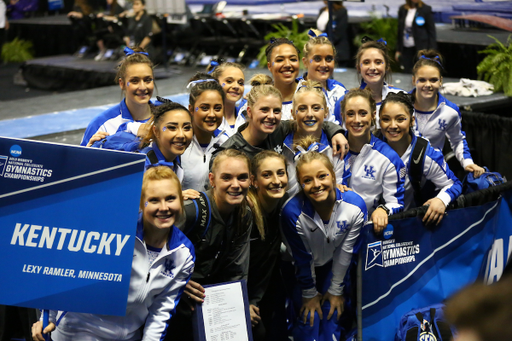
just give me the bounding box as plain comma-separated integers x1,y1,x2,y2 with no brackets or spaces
308,29,328,38
420,55,443,68
208,61,219,74
376,38,387,46
124,46,149,56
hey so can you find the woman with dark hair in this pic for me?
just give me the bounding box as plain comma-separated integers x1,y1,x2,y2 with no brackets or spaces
395,0,437,73
379,91,462,225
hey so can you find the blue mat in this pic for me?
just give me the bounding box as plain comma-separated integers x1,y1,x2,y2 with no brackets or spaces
0,94,190,139
452,3,512,14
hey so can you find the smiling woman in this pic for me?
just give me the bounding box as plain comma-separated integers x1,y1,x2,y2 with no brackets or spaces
80,47,155,148
340,88,405,233
165,149,253,341
140,101,193,181
280,148,367,341
181,73,229,193
206,60,246,136
32,166,195,341
298,29,347,123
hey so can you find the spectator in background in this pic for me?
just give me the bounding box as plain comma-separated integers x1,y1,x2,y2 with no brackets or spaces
316,1,349,67
0,0,8,63
67,0,94,49
93,0,126,60
445,276,512,341
6,0,38,19
395,0,436,73
124,0,154,62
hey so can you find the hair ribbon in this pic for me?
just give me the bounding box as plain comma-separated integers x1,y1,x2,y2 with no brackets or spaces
308,29,328,38
208,61,219,74
419,55,443,68
124,46,149,56
376,38,387,45
294,142,331,162
186,79,217,89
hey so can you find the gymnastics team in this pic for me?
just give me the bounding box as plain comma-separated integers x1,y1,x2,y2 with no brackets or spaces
32,29,485,341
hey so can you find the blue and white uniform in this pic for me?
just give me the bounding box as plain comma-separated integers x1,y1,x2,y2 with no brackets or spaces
80,99,153,146
412,91,474,169
218,99,248,137
46,218,195,341
344,134,405,216
141,143,184,182
280,189,367,341
282,131,349,196
281,188,366,298
297,74,347,124
181,129,229,191
392,133,462,211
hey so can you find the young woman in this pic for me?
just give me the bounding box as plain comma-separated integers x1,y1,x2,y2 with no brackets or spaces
206,60,246,136
411,50,485,178
165,149,253,341
180,73,229,192
299,29,347,123
123,0,154,60
396,0,437,73
283,80,349,195
265,38,301,120
341,88,405,233
81,46,154,147
218,80,348,160
32,166,195,341
280,146,367,341
379,92,462,225
247,151,289,341
141,101,193,182
354,39,405,127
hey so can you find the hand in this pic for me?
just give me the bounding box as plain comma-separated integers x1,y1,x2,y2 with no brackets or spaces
321,292,344,321
97,12,104,18
331,133,349,158
123,36,130,46
336,184,352,193
249,304,261,327
183,280,205,311
395,51,401,63
422,198,446,226
182,189,200,200
86,131,110,147
371,207,388,234
465,164,485,178
4,20,9,30
300,294,323,327
32,321,55,341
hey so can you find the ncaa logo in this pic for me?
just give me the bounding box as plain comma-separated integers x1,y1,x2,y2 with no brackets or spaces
0,155,7,176
161,258,175,278
365,241,383,270
363,165,376,180
10,145,22,157
419,332,437,341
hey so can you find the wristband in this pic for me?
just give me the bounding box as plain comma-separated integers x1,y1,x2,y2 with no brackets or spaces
377,204,390,216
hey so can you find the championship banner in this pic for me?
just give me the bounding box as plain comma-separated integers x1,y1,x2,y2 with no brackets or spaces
360,188,512,341
0,137,146,316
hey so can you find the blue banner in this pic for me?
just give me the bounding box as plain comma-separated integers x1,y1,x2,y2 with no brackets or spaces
361,189,512,340
0,137,146,316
